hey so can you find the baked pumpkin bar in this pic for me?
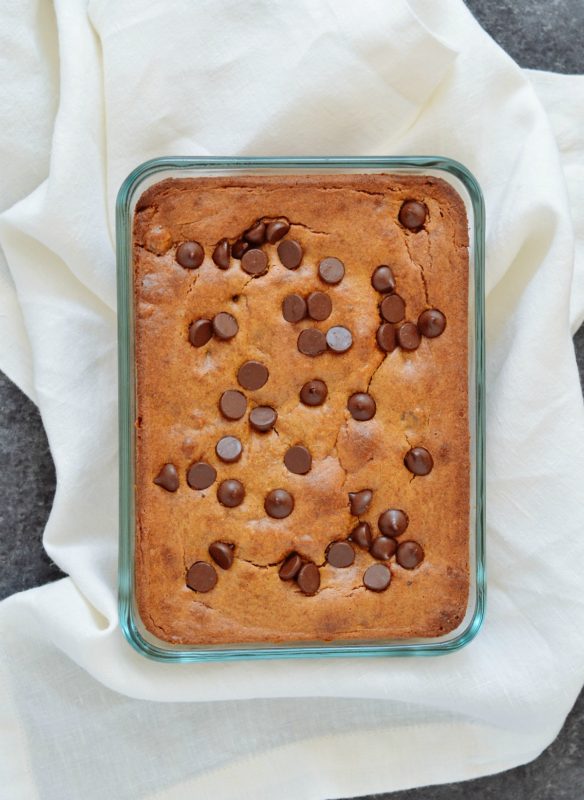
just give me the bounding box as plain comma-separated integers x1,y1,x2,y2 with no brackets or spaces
132,173,470,645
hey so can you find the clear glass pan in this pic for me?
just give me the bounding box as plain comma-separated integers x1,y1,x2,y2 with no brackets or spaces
116,156,485,662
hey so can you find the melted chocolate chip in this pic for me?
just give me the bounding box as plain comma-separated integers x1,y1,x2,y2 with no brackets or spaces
264,488,294,519
399,200,428,230
404,447,434,476
348,489,373,516
176,241,204,269
318,257,344,285
153,463,179,492
237,360,269,390
244,221,266,245
282,293,307,323
209,541,235,569
189,319,213,348
212,239,230,269
279,553,302,581
215,436,243,463
326,541,355,568
380,294,406,323
266,219,290,244
249,406,277,432
187,462,217,490
186,561,217,592
217,479,245,507
297,328,327,356
277,239,303,269
241,248,268,276
396,540,424,569
378,508,409,537
350,522,373,549
363,563,391,592
219,390,247,420
296,563,320,595
213,312,238,340
396,322,421,351
418,308,446,338
231,239,249,259
370,536,397,561
347,392,376,421
326,325,353,353
306,291,332,321
300,379,327,406
371,265,396,293
376,323,396,353
284,445,312,475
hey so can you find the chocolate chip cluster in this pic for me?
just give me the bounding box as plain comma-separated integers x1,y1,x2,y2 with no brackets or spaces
152,200,443,597
278,491,425,596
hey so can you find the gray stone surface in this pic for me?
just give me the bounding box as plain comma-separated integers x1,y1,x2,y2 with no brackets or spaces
0,0,582,797
0,370,60,597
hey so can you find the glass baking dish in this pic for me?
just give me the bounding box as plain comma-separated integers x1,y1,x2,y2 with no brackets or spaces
116,156,485,662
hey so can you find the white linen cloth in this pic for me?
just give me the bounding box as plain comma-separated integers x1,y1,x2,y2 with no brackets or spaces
1,0,584,797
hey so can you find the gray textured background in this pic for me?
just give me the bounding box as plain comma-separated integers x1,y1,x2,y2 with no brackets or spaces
0,0,582,797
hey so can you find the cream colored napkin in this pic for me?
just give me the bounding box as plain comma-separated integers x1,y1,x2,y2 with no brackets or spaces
1,1,583,798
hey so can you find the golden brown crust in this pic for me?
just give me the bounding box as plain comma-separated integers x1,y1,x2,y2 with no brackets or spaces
133,173,470,645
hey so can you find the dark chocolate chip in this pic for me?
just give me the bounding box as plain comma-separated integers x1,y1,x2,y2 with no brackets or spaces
376,323,396,353
219,390,247,420
284,445,312,475
189,319,213,348
187,462,217,490
215,436,243,463
371,265,396,293
306,291,332,321
300,379,327,406
297,328,326,356
176,241,204,269
186,561,217,592
396,540,424,569
296,563,320,595
326,541,355,568
237,360,269,390
318,257,345,285
213,312,238,340
326,325,353,353
363,563,391,592
347,392,376,421
396,322,421,351
241,248,268,276
153,463,179,492
277,239,303,269
244,221,266,245
348,489,373,516
266,219,290,244
378,508,409,537
231,239,249,259
418,308,446,338
350,522,373,549
249,406,277,432
212,239,230,269
282,293,307,323
279,552,303,581
399,200,428,230
380,294,406,323
404,447,433,476
208,541,234,570
370,536,397,561
264,488,294,519
217,479,245,507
